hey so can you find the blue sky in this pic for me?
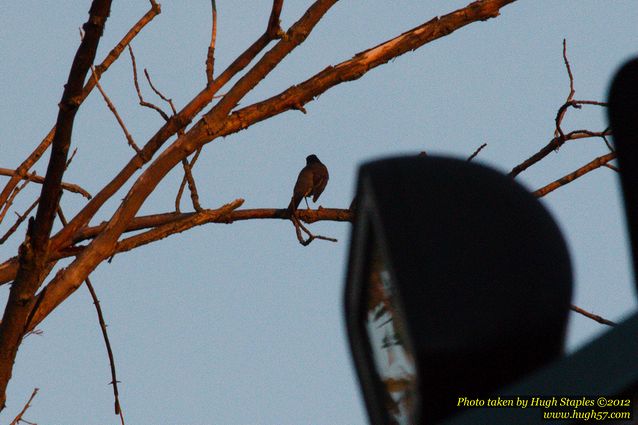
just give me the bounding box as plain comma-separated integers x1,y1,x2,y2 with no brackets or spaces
0,2,636,424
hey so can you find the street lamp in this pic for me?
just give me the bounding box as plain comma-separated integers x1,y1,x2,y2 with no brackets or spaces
344,156,572,424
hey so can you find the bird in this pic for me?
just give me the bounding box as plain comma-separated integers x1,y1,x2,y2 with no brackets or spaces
287,154,329,215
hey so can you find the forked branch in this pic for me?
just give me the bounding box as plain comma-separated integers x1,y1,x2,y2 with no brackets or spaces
0,2,160,216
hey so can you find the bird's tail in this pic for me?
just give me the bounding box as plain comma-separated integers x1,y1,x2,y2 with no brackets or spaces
287,195,300,215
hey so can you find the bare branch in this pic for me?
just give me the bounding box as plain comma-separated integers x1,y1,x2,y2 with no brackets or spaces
0,207,353,287
0,198,39,245
533,152,617,198
290,213,337,246
85,276,125,423
144,69,177,114
133,63,203,213
509,129,612,178
0,168,91,199
467,143,487,162
9,387,38,425
0,2,160,215
51,1,286,250
554,100,609,144
0,0,113,410
604,163,620,173
56,208,124,422
571,304,616,327
175,148,203,212
509,43,611,178
179,158,202,212
197,0,340,138
113,199,244,257
128,46,170,121
212,0,517,141
206,0,218,85
91,65,143,155
5,4,516,338
134,65,205,212
0,175,33,227
554,38,575,140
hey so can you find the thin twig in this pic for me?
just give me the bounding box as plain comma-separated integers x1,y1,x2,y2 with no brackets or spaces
604,163,620,172
128,46,169,121
206,0,218,85
602,131,614,152
554,39,575,140
508,42,610,178
84,276,125,425
290,213,337,246
509,129,612,178
143,69,176,115
0,168,91,199
9,388,39,425
533,152,617,198
554,100,609,144
137,67,203,212
563,39,575,98
1,147,79,264
0,174,33,226
570,304,616,326
0,198,39,245
179,158,202,211
56,208,125,424
175,148,203,212
91,65,142,155
467,143,487,162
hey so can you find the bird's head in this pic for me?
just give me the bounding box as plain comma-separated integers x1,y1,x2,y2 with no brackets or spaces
306,154,320,164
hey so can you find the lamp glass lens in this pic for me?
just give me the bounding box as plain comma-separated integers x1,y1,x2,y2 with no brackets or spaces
364,242,418,424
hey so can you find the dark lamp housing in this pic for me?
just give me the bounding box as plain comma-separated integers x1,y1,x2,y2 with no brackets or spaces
345,156,573,424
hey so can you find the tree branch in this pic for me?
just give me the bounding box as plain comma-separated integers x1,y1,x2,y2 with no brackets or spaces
0,2,160,216
91,65,143,155
56,207,125,422
213,0,517,140
50,2,286,252
6,2,517,340
9,387,38,425
533,152,617,198
570,304,616,327
0,207,353,287
0,198,39,245
290,213,338,246
0,168,91,199
206,0,218,85
0,176,33,228
467,143,487,162
175,148,203,212
128,46,170,121
0,0,113,410
85,275,125,423
554,38,575,140
509,129,612,178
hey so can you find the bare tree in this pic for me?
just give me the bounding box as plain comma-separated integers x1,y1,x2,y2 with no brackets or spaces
0,0,618,419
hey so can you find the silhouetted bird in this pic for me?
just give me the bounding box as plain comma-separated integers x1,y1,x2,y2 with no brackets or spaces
288,154,329,214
